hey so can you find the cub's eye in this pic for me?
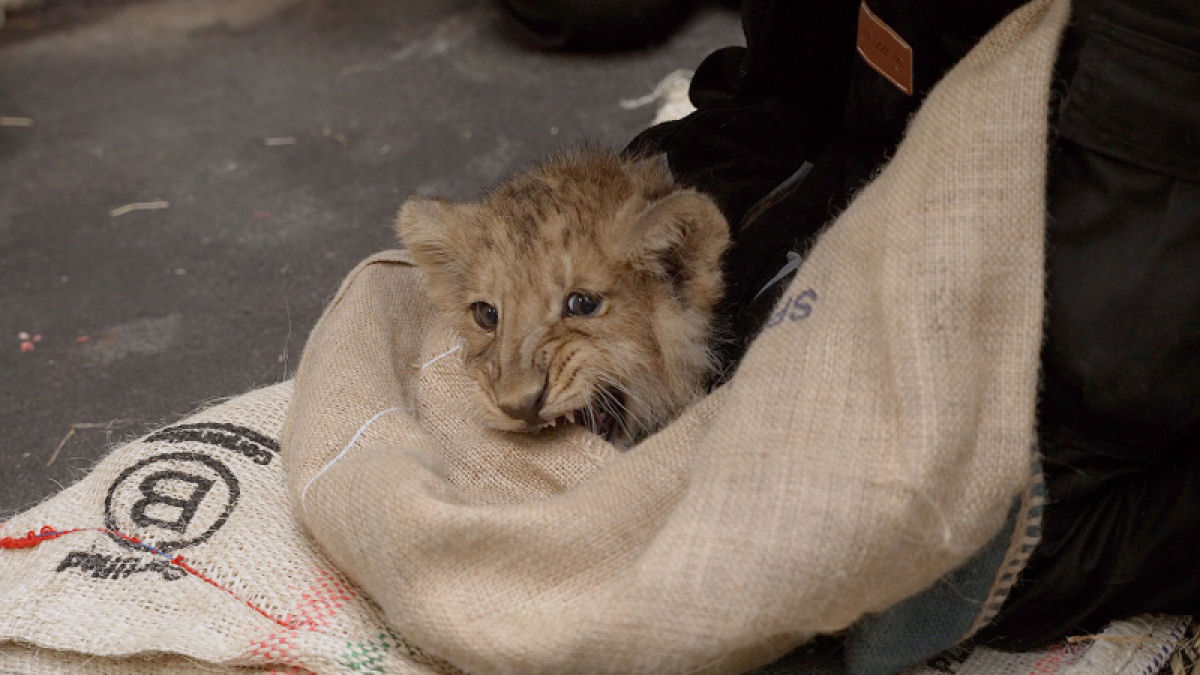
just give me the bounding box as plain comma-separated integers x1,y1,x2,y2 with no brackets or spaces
563,292,601,317
471,302,498,331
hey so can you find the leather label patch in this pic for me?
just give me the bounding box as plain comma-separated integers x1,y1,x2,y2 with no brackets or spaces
857,2,913,95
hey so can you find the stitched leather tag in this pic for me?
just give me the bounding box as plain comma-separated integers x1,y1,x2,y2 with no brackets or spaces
857,2,913,95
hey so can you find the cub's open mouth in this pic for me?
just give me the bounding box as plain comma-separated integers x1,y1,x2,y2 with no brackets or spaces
538,388,626,443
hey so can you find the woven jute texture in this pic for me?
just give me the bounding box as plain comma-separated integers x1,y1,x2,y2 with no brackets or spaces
0,383,445,674
0,375,1181,675
906,615,1192,675
282,0,1069,672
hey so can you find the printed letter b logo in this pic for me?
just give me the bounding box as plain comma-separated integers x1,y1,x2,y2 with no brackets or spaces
105,452,240,552
130,470,215,534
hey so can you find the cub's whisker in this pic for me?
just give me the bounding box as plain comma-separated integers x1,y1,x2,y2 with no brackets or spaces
595,385,634,441
596,372,657,434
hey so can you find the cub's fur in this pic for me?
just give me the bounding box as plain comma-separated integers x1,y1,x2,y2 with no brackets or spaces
396,149,728,447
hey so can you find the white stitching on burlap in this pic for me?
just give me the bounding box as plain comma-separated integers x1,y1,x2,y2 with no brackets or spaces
300,341,465,516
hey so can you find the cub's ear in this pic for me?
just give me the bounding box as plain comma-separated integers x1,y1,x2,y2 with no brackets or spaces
395,197,476,291
627,190,730,309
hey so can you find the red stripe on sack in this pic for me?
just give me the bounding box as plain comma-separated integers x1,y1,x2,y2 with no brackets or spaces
171,554,294,630
1,524,293,630
0,525,82,549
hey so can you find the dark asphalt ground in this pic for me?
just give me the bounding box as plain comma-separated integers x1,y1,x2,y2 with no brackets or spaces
0,0,741,514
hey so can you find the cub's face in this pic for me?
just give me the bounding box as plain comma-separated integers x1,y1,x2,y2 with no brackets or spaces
397,151,728,446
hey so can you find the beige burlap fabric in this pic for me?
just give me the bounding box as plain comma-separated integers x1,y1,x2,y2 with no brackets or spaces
0,383,446,674
907,615,1192,675
283,0,1068,672
0,376,1179,675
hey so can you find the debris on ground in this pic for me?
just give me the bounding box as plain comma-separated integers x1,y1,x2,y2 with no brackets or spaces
47,419,140,467
619,69,696,125
109,200,170,217
322,126,347,145
17,331,41,353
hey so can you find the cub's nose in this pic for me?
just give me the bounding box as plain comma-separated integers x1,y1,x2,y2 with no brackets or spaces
498,386,547,425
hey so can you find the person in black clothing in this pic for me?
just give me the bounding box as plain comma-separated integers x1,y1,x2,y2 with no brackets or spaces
973,0,1200,648
619,0,1200,654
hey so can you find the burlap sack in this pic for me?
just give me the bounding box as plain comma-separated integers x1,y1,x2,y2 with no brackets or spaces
0,383,448,674
905,615,1192,675
0,382,1183,675
282,0,1069,672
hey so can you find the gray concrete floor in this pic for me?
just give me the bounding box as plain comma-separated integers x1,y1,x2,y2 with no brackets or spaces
0,0,741,514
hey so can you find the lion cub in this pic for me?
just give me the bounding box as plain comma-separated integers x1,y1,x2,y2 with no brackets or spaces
396,149,728,447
